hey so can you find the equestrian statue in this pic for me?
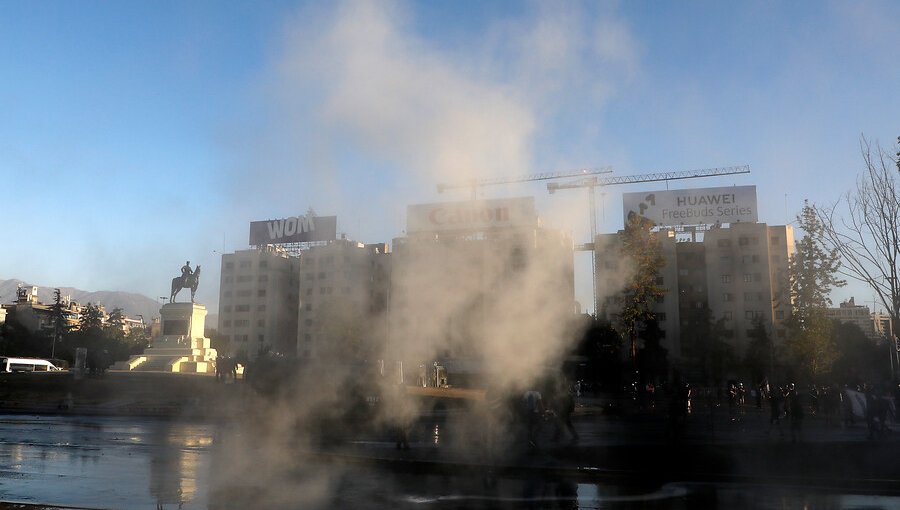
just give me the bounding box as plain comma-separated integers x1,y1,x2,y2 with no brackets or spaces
171,261,201,303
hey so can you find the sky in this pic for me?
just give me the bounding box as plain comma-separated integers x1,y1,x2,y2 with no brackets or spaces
2,0,898,315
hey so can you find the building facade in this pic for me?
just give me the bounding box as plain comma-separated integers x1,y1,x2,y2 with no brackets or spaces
218,246,300,358
597,222,794,364
388,198,576,379
826,297,894,340
296,239,391,360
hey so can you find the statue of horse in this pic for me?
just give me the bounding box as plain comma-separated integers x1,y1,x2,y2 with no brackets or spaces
171,265,201,303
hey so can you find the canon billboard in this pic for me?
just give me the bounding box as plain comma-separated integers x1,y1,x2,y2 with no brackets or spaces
249,215,337,245
622,185,758,227
407,197,537,234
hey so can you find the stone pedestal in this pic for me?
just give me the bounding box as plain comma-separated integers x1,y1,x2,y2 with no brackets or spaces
114,303,217,374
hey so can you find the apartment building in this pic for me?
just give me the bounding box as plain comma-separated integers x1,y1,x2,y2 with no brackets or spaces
826,297,894,340
597,222,794,362
218,246,299,357
388,198,575,372
296,239,391,360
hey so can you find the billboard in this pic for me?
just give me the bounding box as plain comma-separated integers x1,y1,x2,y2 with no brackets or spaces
622,185,757,227
249,215,337,245
407,197,537,234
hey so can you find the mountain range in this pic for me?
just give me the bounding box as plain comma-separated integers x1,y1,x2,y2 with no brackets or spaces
0,278,218,328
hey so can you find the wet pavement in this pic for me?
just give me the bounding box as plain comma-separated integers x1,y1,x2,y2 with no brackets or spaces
1,408,900,509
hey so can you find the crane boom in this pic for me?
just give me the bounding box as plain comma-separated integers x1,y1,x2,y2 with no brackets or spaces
437,166,613,196
547,165,750,192
546,164,751,317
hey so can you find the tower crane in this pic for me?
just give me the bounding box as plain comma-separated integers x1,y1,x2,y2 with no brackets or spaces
437,167,613,199
547,165,751,316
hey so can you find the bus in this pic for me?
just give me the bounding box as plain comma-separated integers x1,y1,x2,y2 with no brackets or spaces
0,357,63,373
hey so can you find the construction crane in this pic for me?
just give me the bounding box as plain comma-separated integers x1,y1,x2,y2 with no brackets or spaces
547,165,751,316
437,167,613,199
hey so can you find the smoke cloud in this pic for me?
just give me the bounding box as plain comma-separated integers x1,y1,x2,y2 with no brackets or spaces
210,0,641,502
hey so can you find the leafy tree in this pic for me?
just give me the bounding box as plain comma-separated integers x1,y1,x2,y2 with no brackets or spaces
78,303,105,333
831,320,889,385
50,288,71,359
636,318,668,385
743,317,773,383
576,318,623,392
786,202,845,382
617,213,666,369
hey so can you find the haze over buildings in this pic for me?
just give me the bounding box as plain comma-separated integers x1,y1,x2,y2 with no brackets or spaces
2,2,899,315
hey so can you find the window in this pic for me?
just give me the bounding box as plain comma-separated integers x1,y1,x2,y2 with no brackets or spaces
258,289,266,297
237,275,252,282
743,274,753,283
304,319,313,326
739,237,749,246
224,291,232,297
770,236,780,245
223,320,232,327
678,269,689,276
655,276,664,285
239,260,251,268
223,276,233,283
720,275,732,284
259,260,268,268
304,334,311,342
258,275,269,283
224,262,234,270
657,313,667,321
306,288,313,296
656,295,665,304
723,293,734,302
305,303,312,311
237,290,251,297
342,287,351,294
223,305,231,313
745,310,755,319
234,319,249,327
717,239,732,247
306,272,314,280
754,273,762,282
258,335,264,342
723,311,732,320
775,310,784,319
720,255,732,264
257,319,265,327
744,292,755,301
257,305,266,311
235,304,250,312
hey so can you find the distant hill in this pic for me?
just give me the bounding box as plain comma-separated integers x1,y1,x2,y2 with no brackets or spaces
0,278,162,321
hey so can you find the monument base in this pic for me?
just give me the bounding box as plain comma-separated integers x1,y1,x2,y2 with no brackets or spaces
114,303,217,375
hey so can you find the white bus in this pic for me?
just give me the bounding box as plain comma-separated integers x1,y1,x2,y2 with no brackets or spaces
0,357,63,373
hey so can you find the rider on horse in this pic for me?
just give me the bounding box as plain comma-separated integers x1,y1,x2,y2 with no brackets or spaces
181,261,193,279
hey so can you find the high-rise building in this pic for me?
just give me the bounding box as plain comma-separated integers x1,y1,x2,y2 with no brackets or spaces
597,222,794,363
388,198,575,379
218,246,300,358
296,239,391,360
826,297,894,340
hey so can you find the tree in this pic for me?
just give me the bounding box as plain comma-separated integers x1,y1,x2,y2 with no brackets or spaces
786,201,845,382
51,288,71,359
78,303,105,333
743,317,773,384
831,320,888,385
617,213,666,370
816,136,900,349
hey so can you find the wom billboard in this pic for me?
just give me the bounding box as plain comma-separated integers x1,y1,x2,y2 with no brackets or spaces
407,197,537,234
622,185,757,227
249,215,337,245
